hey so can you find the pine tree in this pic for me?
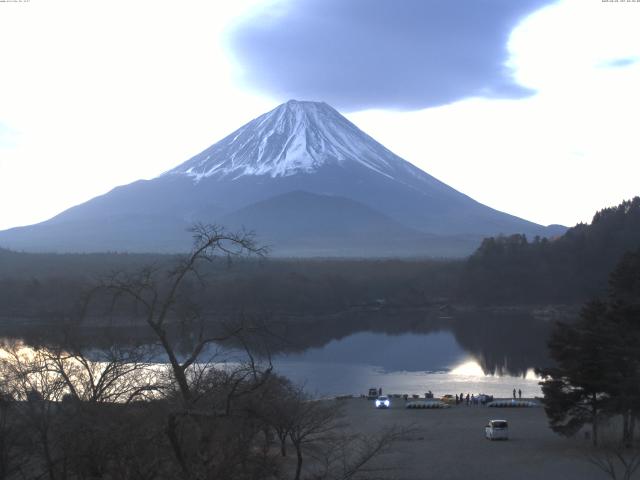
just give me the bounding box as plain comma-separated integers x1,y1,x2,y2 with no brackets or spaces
539,248,640,446
538,300,613,445
606,249,640,447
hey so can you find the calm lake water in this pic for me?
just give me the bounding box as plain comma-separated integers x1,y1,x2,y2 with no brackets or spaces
272,330,542,398
0,310,554,399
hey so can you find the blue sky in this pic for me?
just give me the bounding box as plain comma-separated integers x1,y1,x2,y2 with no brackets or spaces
0,0,639,230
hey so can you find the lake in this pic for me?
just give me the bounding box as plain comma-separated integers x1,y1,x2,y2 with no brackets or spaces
0,309,555,399
273,330,542,398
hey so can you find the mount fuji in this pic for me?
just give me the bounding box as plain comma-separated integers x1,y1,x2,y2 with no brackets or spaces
0,100,564,257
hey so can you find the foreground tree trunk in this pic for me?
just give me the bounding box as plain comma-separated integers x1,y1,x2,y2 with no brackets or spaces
294,444,303,480
622,410,635,448
592,394,599,447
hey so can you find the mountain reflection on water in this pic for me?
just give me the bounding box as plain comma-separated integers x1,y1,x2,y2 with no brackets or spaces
0,309,554,397
269,310,553,377
268,311,551,396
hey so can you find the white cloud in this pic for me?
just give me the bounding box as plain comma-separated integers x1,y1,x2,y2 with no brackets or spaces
349,0,640,227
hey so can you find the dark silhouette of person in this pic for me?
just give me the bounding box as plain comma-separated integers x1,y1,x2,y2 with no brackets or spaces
518,389,522,399
465,393,470,405
378,387,382,396
455,394,459,405
513,388,516,399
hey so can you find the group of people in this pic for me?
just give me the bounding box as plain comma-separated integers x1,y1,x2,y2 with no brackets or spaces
453,388,523,406
455,393,488,406
376,387,524,404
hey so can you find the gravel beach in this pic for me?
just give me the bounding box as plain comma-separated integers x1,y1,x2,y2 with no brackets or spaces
338,397,602,480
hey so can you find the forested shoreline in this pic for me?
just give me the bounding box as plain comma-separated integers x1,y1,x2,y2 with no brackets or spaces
1,198,638,323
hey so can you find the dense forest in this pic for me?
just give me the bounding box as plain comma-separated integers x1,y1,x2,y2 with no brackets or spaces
1,197,639,324
463,197,640,304
0,251,460,322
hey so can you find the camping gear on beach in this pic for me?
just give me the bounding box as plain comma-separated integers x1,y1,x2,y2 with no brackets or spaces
406,400,449,409
487,399,538,408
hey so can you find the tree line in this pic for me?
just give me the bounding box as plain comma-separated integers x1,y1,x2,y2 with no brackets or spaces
0,250,460,321
2,197,639,316
462,197,640,304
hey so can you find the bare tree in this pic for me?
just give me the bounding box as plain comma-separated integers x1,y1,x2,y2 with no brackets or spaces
312,426,413,480
42,342,163,404
0,390,26,480
261,380,411,480
93,224,275,478
256,375,298,458
585,423,640,480
1,223,410,480
287,392,343,480
588,446,640,480
1,335,172,480
97,224,267,406
0,343,68,480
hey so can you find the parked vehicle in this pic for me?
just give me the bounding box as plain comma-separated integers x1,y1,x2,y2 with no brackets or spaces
485,420,509,440
375,395,390,408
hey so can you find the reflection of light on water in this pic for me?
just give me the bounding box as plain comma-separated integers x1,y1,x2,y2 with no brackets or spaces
0,342,38,361
524,369,541,380
450,360,487,377
450,360,542,381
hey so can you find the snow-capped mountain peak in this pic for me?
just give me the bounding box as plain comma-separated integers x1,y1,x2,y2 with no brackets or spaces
0,100,560,256
164,100,408,181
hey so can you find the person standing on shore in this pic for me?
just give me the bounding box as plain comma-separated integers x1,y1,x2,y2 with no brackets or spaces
512,388,516,399
518,389,522,399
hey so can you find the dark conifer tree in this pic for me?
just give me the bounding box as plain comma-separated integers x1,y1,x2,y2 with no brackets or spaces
538,300,613,445
539,248,640,446
606,249,640,447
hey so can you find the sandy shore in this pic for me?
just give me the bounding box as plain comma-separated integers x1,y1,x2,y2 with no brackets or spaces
337,397,602,480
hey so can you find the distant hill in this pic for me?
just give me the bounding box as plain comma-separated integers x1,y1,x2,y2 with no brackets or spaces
462,197,640,304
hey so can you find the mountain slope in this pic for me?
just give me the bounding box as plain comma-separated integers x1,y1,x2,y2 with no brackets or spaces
219,191,476,257
0,100,563,256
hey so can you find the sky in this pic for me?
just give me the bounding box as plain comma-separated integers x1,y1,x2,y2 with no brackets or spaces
0,0,639,231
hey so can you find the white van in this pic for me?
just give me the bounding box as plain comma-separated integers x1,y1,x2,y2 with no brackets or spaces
485,420,509,440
